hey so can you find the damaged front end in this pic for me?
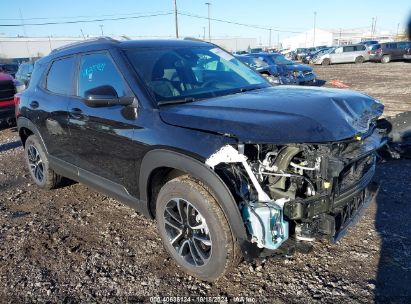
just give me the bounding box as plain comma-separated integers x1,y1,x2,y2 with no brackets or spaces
206,127,386,255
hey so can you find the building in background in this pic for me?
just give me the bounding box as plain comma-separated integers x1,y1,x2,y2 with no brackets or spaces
0,36,256,60
281,28,397,49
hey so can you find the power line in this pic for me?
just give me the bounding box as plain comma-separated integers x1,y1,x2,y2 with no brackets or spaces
0,12,173,27
177,11,302,33
0,11,172,21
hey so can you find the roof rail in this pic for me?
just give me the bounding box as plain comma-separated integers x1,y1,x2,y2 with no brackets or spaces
183,37,207,42
51,36,119,54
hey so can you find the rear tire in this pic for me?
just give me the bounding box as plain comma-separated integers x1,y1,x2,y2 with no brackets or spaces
381,55,391,63
24,135,62,189
355,56,364,64
321,58,330,66
155,176,241,281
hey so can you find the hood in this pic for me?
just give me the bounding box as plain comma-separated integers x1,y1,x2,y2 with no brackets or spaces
284,63,312,72
159,86,384,144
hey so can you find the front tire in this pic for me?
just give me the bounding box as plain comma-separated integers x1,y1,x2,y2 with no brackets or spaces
155,176,240,281
24,135,61,189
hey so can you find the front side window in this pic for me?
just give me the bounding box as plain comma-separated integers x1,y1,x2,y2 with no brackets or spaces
125,46,268,104
46,56,76,95
78,53,127,98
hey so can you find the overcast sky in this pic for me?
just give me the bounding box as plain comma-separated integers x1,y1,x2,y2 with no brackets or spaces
1,0,410,44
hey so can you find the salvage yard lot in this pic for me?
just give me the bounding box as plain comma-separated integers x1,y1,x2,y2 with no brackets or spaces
1,61,411,303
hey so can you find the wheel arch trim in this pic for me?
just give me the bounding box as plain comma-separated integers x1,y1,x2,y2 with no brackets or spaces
139,149,248,243
17,117,48,153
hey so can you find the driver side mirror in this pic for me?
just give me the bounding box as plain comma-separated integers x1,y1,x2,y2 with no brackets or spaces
83,85,133,108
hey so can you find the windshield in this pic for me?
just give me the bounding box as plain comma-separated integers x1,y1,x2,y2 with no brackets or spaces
0,64,18,73
125,46,268,104
236,56,268,69
370,44,381,50
270,54,294,65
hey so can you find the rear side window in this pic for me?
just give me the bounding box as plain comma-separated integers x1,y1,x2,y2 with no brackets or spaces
343,46,355,52
78,52,127,98
46,57,76,95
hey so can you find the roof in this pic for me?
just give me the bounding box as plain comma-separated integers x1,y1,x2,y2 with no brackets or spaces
45,37,212,61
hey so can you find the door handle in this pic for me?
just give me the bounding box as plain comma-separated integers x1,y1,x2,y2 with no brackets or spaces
29,101,39,109
69,108,83,119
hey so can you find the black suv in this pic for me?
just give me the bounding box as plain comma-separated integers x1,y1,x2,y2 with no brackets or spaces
17,38,385,281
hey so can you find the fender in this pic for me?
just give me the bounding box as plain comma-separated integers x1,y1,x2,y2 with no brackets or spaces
17,117,48,152
139,149,249,245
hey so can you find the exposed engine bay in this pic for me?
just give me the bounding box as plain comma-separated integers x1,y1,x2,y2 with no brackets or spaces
206,128,386,252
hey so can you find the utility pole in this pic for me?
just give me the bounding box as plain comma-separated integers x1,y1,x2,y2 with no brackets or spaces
396,23,400,39
205,2,211,42
19,8,31,60
268,29,272,49
339,28,342,45
277,31,280,49
99,24,104,36
370,17,374,39
313,11,317,47
173,0,179,38
203,26,206,40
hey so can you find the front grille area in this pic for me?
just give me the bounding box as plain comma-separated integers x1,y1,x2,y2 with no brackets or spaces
0,80,16,101
337,154,375,192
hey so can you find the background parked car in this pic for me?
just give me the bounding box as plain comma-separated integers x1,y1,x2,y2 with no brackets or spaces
235,55,297,85
301,47,333,64
313,44,368,65
0,69,25,125
249,53,316,85
369,41,411,63
0,63,19,78
404,45,411,61
15,62,34,86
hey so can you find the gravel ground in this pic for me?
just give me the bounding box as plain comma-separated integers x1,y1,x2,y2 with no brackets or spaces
1,61,411,303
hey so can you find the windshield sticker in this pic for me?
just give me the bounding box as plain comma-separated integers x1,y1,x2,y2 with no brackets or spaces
209,48,235,61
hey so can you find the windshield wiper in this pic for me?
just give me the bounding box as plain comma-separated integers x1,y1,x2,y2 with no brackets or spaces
157,97,196,106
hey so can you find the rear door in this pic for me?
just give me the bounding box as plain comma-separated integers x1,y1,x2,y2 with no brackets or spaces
387,43,398,59
32,56,77,164
342,45,356,62
67,51,139,192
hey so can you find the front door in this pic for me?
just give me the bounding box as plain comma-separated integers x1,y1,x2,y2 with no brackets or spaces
67,51,140,193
